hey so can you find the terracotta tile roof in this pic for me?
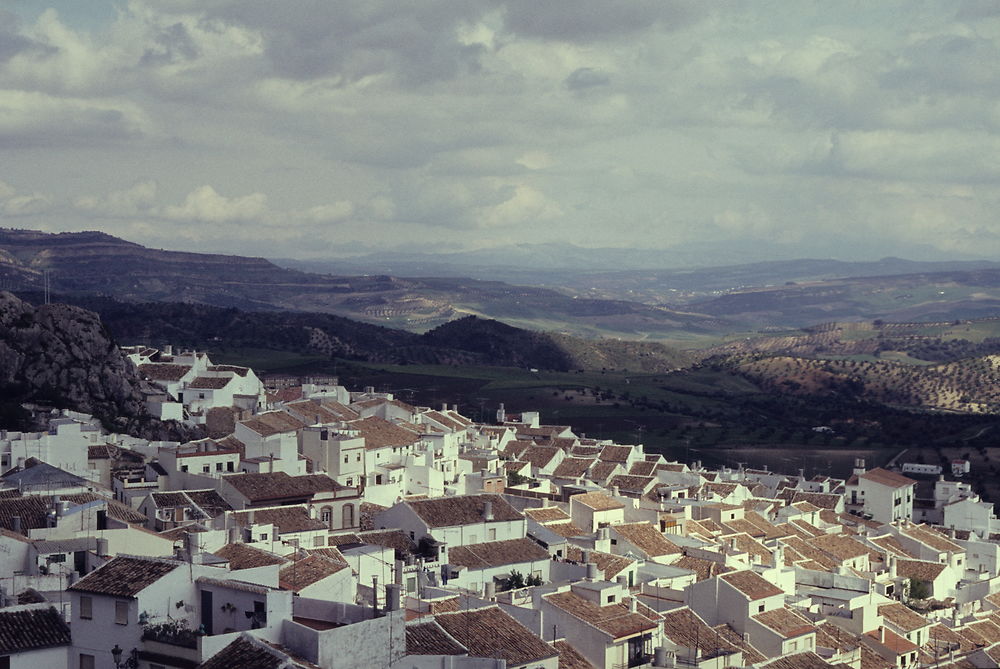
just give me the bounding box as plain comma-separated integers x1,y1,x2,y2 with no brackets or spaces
239,411,307,437
896,559,946,581
551,437,578,451
587,461,621,484
151,491,189,507
424,410,466,432
759,652,836,669
200,636,286,669
815,622,860,653
347,415,421,450
870,535,917,558
714,623,767,664
611,522,681,557
524,506,571,523
224,472,342,503
286,399,358,423
598,445,633,463
789,518,826,538
139,363,191,381
407,494,522,528
859,468,916,489
208,365,250,376
628,461,656,476
859,644,895,669
62,492,149,525
571,446,603,457
725,532,772,562
553,639,598,669
502,440,532,459
0,606,71,653
780,536,838,570
552,457,595,479
928,623,976,655
545,521,588,538
721,517,767,538
791,501,823,513
674,555,729,581
184,489,234,516
866,627,918,653
355,529,417,557
564,547,634,580
719,570,783,600
545,591,657,639
608,474,655,493
0,495,54,533
188,376,232,390
809,534,872,561
571,491,624,511
405,621,467,656
233,506,326,534
787,492,841,511
435,606,559,665
213,543,286,570
279,554,349,591
702,481,739,498
878,603,929,633
449,538,549,569
69,556,180,598
519,446,561,469
903,524,964,553
752,607,816,638
960,619,1000,646
659,463,686,472
660,608,742,659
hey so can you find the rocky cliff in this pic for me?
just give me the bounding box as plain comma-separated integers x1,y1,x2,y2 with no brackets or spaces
0,292,195,439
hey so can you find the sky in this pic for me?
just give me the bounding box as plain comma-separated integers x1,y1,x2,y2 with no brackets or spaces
3,1,1000,262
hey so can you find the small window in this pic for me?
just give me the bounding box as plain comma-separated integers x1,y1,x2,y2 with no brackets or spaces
607,595,615,603
216,462,223,471
79,595,93,620
79,654,95,669
356,454,361,462
488,528,497,541
758,604,765,613
202,465,210,473
259,533,268,541
181,465,188,472
227,462,234,472
199,393,205,399
115,600,129,625
344,455,349,464
346,478,353,487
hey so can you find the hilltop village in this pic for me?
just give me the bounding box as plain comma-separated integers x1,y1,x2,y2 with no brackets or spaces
1,348,999,668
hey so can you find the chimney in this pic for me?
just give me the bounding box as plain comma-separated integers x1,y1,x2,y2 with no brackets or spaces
97,538,109,557
483,500,494,521
386,583,402,611
586,562,600,581
452,404,458,412
541,497,550,508
628,597,637,613
395,559,405,586
484,581,496,600
372,575,379,617
879,626,885,643
164,344,172,355
441,403,448,412
612,485,620,498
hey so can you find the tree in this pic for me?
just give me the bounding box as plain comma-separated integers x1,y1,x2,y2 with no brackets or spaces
907,577,931,601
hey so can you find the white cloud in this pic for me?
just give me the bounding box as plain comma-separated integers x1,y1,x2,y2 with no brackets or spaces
75,180,158,216
163,185,268,223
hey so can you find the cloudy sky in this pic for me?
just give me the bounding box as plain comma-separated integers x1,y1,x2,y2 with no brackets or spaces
3,1,1000,262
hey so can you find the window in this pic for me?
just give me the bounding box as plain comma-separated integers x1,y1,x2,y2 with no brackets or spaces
202,465,210,473
344,455,349,464
607,595,616,603
79,654,95,669
343,504,355,528
407,577,416,592
321,509,332,523
181,465,188,472
356,453,361,462
79,595,93,619
115,600,129,625
216,462,223,471
346,478,353,486
758,604,765,613
198,393,205,399
488,528,497,541
227,462,234,472
259,533,268,541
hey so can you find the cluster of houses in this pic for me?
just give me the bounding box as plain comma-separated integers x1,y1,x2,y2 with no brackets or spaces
1,347,1000,668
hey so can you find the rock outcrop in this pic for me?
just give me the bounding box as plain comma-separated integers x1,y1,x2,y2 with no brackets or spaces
0,292,195,439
